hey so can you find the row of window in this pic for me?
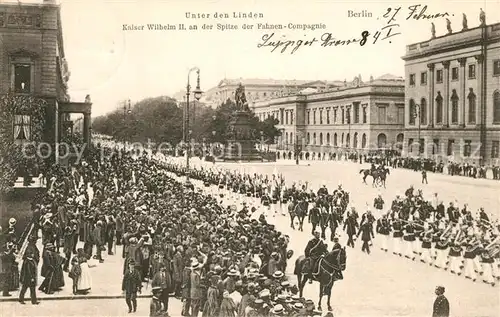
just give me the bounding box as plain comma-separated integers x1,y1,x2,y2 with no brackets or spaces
408,139,500,158
409,60,500,86
409,89,500,125
282,131,394,149
305,103,367,125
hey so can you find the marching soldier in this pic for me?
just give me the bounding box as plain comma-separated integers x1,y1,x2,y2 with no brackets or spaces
391,213,403,256
373,194,384,215
463,238,480,281
420,221,434,265
434,236,449,269
403,217,416,261
376,213,391,252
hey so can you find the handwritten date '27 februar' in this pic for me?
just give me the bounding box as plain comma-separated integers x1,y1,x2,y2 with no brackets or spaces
257,4,452,54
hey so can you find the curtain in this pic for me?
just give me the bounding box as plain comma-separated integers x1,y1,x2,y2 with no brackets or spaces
13,115,22,139
23,115,31,140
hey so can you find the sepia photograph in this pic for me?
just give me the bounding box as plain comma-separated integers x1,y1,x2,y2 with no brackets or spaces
0,0,499,316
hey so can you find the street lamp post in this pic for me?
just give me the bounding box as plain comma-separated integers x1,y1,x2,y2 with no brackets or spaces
122,99,131,141
295,131,302,165
413,104,421,156
184,68,202,185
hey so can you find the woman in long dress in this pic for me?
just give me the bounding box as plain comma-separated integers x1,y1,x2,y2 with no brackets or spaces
77,255,95,294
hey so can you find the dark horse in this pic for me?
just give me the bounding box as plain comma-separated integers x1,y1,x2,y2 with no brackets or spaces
359,168,390,188
288,199,308,231
294,248,347,311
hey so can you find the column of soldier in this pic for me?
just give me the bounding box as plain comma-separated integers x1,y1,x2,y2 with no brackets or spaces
373,187,500,287
136,142,500,289
3,140,332,317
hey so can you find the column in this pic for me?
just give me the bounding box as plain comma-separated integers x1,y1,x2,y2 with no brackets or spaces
83,113,91,146
458,57,467,127
475,55,484,125
442,61,450,127
427,63,435,127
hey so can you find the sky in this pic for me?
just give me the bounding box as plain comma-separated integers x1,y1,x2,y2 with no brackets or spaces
6,0,500,116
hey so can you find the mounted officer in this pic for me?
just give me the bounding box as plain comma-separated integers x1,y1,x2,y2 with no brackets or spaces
303,231,327,283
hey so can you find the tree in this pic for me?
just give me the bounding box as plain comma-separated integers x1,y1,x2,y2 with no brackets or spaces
203,99,280,145
258,117,281,146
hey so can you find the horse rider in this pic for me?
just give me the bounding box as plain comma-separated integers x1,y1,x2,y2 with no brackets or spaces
304,231,327,283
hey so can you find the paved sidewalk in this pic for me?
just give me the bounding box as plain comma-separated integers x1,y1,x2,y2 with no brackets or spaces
1,231,151,302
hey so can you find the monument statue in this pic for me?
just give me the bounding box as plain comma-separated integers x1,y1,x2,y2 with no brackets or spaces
223,84,262,161
462,13,468,30
431,22,436,38
235,83,249,112
479,8,486,25
446,18,452,34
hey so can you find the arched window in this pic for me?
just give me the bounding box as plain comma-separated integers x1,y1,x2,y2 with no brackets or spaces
326,133,330,145
353,132,358,148
436,92,443,124
409,99,416,125
319,133,323,145
334,133,338,147
313,133,316,145
468,88,476,124
307,132,310,144
493,90,500,124
285,132,289,144
451,89,459,124
420,98,427,125
341,133,344,146
377,133,387,149
346,133,350,148
290,132,293,144
396,133,404,151
362,133,367,148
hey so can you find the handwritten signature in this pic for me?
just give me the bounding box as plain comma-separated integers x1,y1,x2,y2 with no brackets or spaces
257,4,452,54
257,32,370,54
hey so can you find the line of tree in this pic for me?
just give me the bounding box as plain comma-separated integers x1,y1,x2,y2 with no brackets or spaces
92,97,281,145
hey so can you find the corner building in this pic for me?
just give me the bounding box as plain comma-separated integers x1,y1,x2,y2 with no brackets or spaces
402,19,500,165
0,0,91,146
251,75,405,160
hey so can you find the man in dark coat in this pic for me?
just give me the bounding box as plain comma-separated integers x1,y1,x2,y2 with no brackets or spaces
151,263,172,313
432,285,450,317
122,259,142,313
357,222,375,254
24,235,40,264
1,245,15,297
343,211,359,248
19,250,40,305
303,231,327,282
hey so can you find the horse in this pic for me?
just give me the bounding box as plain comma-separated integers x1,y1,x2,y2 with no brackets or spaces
374,168,390,188
359,168,390,188
294,247,347,311
288,199,308,231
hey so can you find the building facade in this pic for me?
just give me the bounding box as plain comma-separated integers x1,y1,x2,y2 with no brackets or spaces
0,0,91,147
402,17,500,165
202,78,345,108
252,75,405,159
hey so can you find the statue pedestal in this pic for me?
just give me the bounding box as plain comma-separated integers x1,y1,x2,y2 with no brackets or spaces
223,111,262,162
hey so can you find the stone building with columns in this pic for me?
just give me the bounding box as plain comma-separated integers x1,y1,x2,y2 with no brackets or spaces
402,16,500,165
0,0,92,148
203,78,344,108
251,74,405,159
